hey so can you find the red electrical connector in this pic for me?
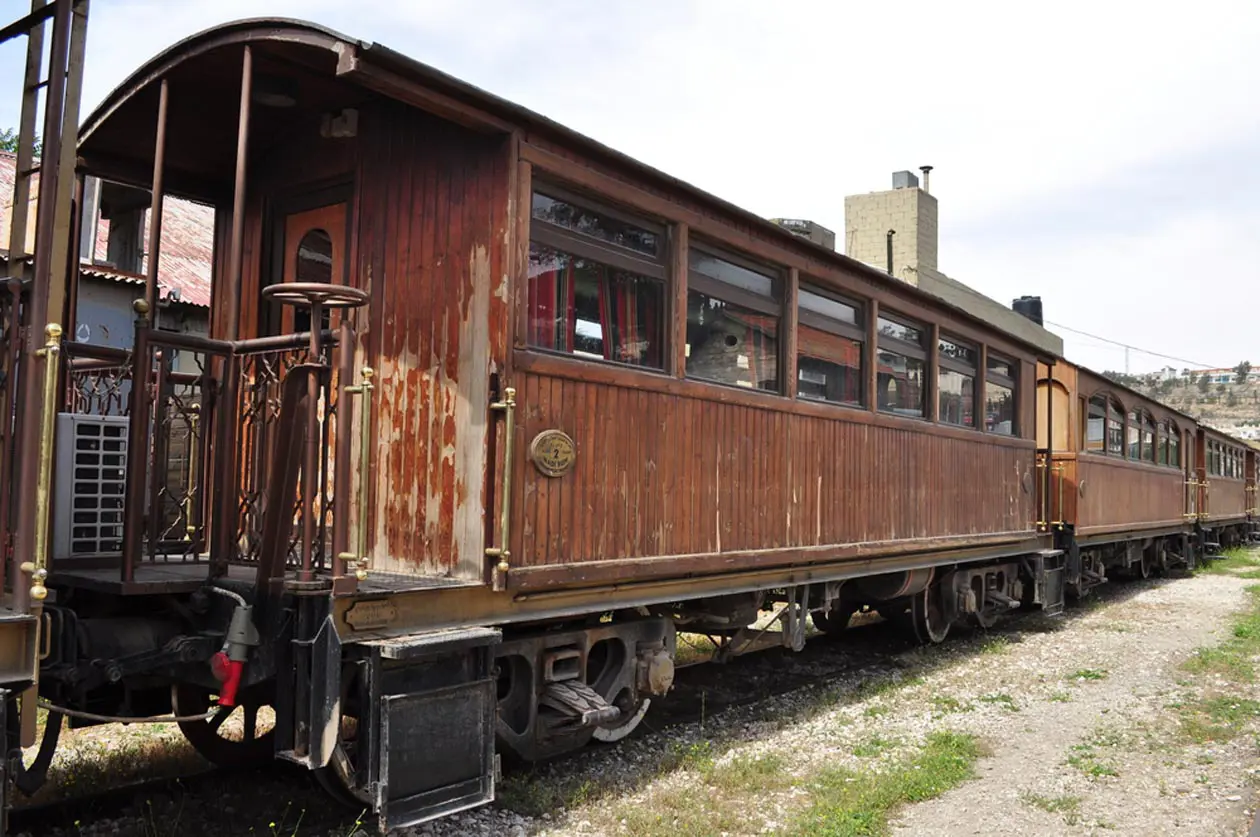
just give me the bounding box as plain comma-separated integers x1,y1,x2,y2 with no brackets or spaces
209,602,259,708
210,651,245,706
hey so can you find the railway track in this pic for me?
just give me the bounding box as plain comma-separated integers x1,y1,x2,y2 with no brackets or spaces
7,578,1165,836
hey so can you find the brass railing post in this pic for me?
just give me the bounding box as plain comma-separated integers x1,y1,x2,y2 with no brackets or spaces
486,387,516,592
339,367,374,581
19,323,62,605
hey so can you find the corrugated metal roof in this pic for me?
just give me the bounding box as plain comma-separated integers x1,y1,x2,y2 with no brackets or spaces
0,150,211,307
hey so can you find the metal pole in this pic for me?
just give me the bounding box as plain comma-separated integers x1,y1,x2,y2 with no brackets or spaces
226,45,252,342
13,0,71,612
299,303,323,581
212,45,252,572
144,77,169,315
331,320,354,584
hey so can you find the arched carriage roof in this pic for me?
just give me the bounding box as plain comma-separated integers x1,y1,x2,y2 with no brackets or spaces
77,17,1064,362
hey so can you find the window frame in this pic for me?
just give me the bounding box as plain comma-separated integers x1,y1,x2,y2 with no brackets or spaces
984,352,1019,436
1133,410,1156,463
685,240,784,393
525,180,671,371
875,309,928,419
1166,422,1181,469
687,242,782,318
530,181,667,271
937,332,977,428
795,281,866,408
1085,395,1107,452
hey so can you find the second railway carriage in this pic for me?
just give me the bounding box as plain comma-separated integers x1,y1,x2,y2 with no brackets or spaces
0,10,1252,834
1039,358,1252,591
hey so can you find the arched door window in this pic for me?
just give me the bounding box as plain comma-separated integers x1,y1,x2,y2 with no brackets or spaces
293,228,334,332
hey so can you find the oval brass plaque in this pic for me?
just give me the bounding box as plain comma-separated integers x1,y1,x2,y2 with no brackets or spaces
530,430,576,478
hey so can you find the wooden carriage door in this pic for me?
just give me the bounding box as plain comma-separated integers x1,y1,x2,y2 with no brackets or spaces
1190,429,1203,520
275,201,349,334
1247,450,1257,517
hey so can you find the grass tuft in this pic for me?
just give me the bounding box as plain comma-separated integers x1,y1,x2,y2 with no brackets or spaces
1021,791,1082,825
1182,585,1260,684
786,731,982,836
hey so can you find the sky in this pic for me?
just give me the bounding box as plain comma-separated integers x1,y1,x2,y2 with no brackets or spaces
1,0,1257,375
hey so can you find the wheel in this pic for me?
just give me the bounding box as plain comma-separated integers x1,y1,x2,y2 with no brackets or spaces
592,694,651,743
171,682,276,768
811,607,851,635
910,584,951,644
972,605,999,629
1138,554,1153,579
313,716,371,810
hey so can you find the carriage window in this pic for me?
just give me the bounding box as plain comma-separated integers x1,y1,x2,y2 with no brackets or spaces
1086,396,1106,452
527,186,667,370
985,353,1017,435
876,314,925,418
938,335,976,427
1106,399,1123,455
527,245,665,367
1167,423,1180,468
1158,422,1169,466
293,229,333,332
295,229,333,283
1126,411,1140,459
686,246,780,392
796,285,863,406
532,191,660,257
1140,413,1155,462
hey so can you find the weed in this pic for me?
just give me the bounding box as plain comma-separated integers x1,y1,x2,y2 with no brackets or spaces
1182,586,1260,684
1020,791,1082,825
1178,697,1260,744
1197,547,1260,576
1070,668,1109,682
1066,742,1119,779
786,731,982,836
978,693,1020,712
1048,691,1072,703
929,694,974,716
980,636,1011,655
852,735,898,758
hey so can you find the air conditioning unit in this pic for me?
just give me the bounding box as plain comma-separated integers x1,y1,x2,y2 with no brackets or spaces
53,413,129,559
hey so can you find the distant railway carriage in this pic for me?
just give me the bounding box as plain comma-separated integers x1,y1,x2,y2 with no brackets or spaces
0,8,1253,834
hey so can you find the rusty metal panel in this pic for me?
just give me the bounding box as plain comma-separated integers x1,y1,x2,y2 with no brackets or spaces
513,367,1037,570
355,103,509,579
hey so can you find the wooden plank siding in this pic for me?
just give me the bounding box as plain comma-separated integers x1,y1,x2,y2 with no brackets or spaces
353,102,512,578
506,359,1038,585
1073,455,1185,535
1202,428,1250,523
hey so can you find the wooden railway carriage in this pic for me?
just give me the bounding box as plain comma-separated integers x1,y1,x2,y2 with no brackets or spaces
0,10,1253,834
1038,359,1252,588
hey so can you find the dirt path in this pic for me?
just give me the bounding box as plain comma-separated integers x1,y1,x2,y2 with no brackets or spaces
890,571,1258,836
509,565,1260,837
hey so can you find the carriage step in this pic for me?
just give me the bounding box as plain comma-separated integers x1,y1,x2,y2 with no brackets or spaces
1032,549,1066,616
359,626,501,831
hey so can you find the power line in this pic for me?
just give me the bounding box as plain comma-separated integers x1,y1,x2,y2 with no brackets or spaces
1043,319,1224,371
